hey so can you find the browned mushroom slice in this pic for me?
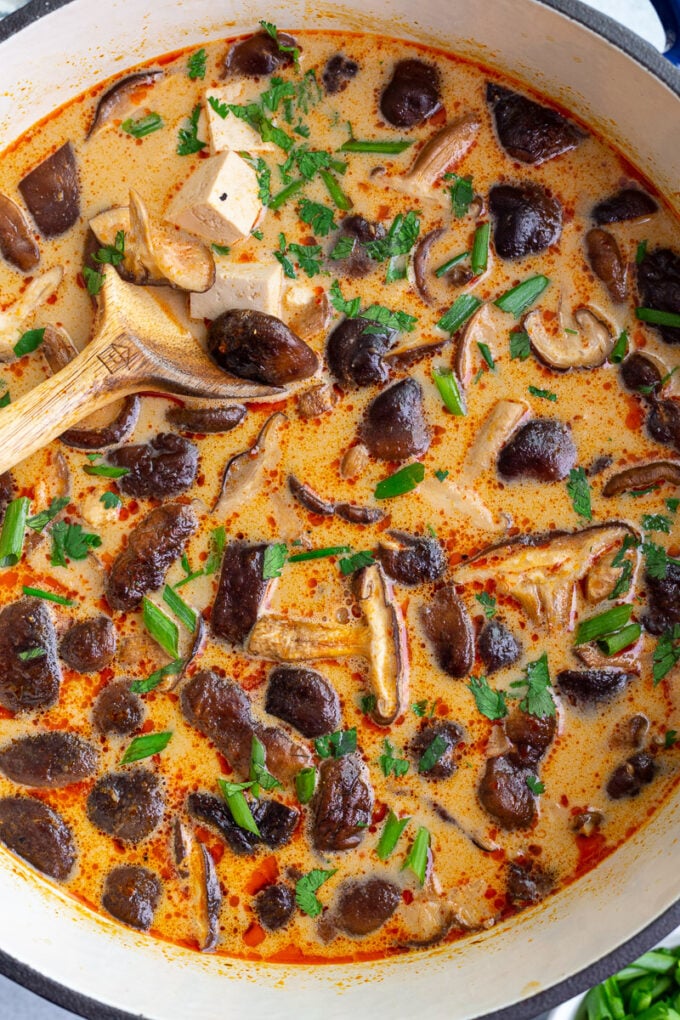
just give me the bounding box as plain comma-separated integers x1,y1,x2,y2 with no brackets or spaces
212,411,285,514
212,543,274,645
394,114,480,197
248,564,408,727
525,307,616,370
185,832,221,952
208,309,319,386
288,475,335,516
87,70,163,138
166,404,246,434
0,797,76,881
377,531,445,585
459,399,529,479
335,503,385,525
420,586,474,678
19,142,80,237
593,188,658,225
0,194,40,271
602,461,680,497
413,227,445,304
297,383,337,420
574,642,641,674
90,192,215,292
585,228,627,303
454,525,636,628
60,395,141,450
456,304,508,386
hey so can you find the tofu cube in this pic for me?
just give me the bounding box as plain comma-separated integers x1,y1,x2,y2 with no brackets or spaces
165,152,261,246
205,84,276,155
190,261,284,321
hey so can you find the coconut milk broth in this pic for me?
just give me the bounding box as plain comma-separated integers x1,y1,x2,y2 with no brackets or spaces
0,29,676,960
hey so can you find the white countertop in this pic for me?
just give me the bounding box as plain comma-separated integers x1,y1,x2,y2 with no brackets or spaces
0,0,670,1016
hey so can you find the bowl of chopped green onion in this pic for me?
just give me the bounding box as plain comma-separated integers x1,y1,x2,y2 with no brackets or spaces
549,933,680,1020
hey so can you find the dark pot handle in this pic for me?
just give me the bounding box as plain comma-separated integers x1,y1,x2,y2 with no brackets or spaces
649,0,680,64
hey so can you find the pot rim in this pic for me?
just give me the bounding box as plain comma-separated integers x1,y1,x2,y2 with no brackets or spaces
0,1,678,1018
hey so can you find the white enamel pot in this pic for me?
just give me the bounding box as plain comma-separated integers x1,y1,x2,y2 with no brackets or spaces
0,2,680,1018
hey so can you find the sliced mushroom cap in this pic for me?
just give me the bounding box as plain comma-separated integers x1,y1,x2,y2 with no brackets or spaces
585,228,627,303
454,524,637,628
212,411,285,514
208,309,319,386
460,399,529,480
420,586,474,678
394,114,480,197
60,396,141,450
19,142,80,237
602,461,680,497
187,835,222,952
0,194,40,272
0,266,63,361
90,192,215,292
456,303,513,387
525,307,615,370
354,563,408,725
87,70,163,138
361,377,431,461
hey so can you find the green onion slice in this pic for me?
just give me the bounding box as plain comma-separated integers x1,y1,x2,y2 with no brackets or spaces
434,251,469,278
376,810,410,861
83,464,130,478
437,294,482,334
120,731,172,764
319,169,352,210
433,367,466,416
636,307,680,328
0,497,29,567
401,826,431,885
162,584,197,632
295,766,317,804
610,329,629,363
597,623,642,656
288,545,352,563
338,139,412,154
470,222,490,276
218,778,260,835
374,462,425,500
495,275,550,317
575,604,633,645
142,597,180,658
14,328,46,358
268,179,305,211
130,658,184,694
22,586,74,606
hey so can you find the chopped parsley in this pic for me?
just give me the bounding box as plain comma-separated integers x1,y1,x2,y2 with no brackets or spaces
528,385,557,402
360,693,377,715
298,198,337,236
445,172,474,218
643,540,680,580
187,48,207,80
240,152,271,205
467,675,508,720
295,868,336,918
26,496,69,533
329,279,361,318
262,543,288,579
379,738,409,778
412,699,439,718
653,625,680,684
364,210,420,263
100,491,122,510
642,513,672,534
259,19,301,71
18,647,46,662
434,468,450,482
567,467,592,520
510,653,556,718
509,330,531,361
122,112,163,138
51,522,102,566
475,592,497,619
338,550,375,575
315,728,357,759
665,730,678,749
667,498,680,514
330,236,356,261
176,105,207,155
526,775,545,795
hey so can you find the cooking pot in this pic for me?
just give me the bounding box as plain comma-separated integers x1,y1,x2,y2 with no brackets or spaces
0,1,679,1018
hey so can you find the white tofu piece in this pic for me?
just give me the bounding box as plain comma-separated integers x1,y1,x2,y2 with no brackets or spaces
165,152,261,246
204,83,275,155
190,261,284,321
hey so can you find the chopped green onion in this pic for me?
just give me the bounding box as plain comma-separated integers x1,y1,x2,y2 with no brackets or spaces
83,464,130,478
268,179,305,211
204,525,226,576
610,329,629,363
18,647,46,662
120,731,172,764
162,584,197,632
26,496,69,533
495,275,550,317
636,240,649,265
437,293,482,333
218,778,260,835
401,826,430,885
376,810,410,861
470,222,490,275
22,586,74,606
288,545,352,562
433,367,465,416
249,734,281,795
434,250,469,278
142,597,179,658
575,604,633,645
374,462,425,500
319,169,352,210
130,658,184,694
636,307,680,329
0,496,29,567
418,734,448,772
295,766,317,804
477,341,495,370
338,139,412,153
122,112,163,138
597,623,641,655
528,385,557,402
14,327,46,358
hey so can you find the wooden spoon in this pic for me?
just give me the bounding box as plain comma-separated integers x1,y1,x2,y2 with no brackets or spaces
0,270,278,475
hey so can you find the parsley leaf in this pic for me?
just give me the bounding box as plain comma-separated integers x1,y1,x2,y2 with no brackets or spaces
653,625,680,684
511,653,556,718
240,152,271,205
329,236,356,260
259,19,301,71
434,469,449,482
667,498,680,514
360,694,377,715
609,560,633,599
475,592,497,619
467,675,507,720
187,48,207,80
566,467,592,520
418,734,448,773
295,868,336,918
338,550,375,575
315,728,357,759
379,738,409,778
329,279,361,318
445,173,474,218
510,330,531,360
298,198,337,236
361,304,417,335
528,385,557,402
642,513,672,534
177,105,207,155
643,540,680,579
83,265,104,296
26,496,69,533
412,699,438,718
50,522,102,567
262,543,288,579
526,775,545,795
100,491,122,510
665,730,678,749
364,211,420,262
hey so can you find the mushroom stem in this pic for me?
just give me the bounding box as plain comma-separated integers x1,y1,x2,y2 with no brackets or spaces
395,113,481,197
248,616,369,661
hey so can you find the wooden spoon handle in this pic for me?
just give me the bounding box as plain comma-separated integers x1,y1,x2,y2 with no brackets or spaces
0,334,142,475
